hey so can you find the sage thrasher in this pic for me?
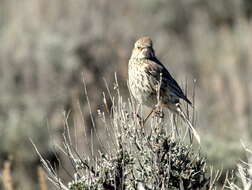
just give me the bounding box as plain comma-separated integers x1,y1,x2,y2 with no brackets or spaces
128,36,200,143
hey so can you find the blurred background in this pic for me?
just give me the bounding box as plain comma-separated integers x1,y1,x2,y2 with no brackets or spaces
1,0,252,189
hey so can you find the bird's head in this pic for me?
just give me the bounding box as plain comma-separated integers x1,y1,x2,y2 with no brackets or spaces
131,36,155,59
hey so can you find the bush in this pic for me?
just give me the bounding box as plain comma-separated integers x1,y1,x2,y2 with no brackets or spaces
33,80,212,190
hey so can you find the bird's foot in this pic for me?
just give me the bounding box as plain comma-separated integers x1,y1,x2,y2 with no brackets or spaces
154,110,164,118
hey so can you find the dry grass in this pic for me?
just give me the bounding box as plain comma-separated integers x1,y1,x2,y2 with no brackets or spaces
2,160,13,190
31,78,252,190
32,77,211,190
37,167,48,190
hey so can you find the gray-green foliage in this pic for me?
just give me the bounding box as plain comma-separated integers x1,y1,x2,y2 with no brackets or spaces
68,135,209,190
42,87,210,190
33,81,252,190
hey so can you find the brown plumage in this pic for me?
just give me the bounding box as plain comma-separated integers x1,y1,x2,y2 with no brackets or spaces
128,36,200,143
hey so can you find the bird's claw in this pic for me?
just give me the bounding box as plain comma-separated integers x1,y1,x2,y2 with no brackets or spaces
154,110,164,118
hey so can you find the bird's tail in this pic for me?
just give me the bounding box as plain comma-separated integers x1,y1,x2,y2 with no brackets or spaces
175,104,201,144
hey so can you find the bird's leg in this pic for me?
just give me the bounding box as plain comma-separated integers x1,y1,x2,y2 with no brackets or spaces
142,103,165,125
142,107,156,125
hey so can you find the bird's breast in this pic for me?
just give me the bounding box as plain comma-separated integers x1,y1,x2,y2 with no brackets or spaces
128,59,157,107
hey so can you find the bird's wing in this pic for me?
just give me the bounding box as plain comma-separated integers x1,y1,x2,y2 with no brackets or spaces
144,58,192,105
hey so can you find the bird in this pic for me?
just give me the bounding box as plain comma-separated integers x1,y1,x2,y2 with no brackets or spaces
128,36,200,143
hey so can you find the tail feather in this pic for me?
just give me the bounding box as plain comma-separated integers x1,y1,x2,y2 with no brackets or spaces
176,105,200,144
